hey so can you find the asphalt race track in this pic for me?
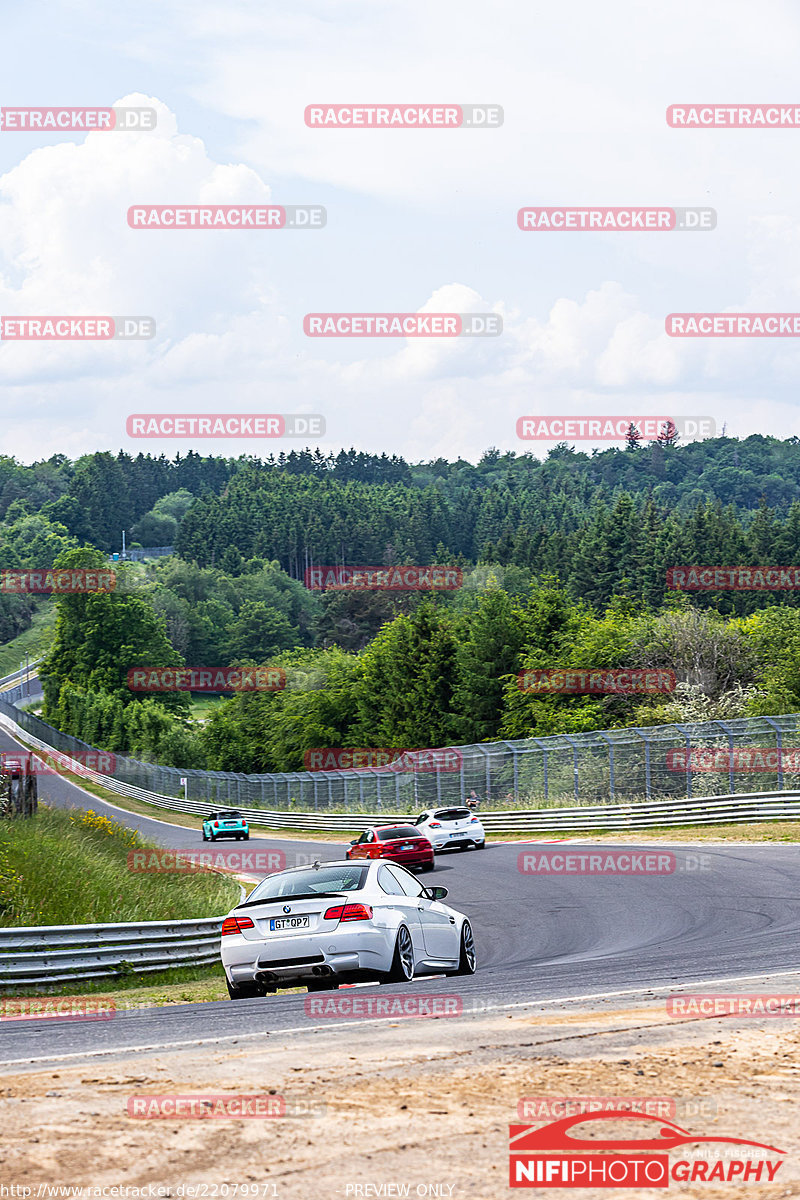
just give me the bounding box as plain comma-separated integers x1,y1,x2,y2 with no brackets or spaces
1,724,799,1066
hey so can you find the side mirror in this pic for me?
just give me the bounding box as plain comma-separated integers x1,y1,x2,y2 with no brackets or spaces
349,839,359,846
425,886,448,901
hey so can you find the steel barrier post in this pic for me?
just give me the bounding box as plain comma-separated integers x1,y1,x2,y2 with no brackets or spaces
562,735,580,804
597,733,614,801
763,717,784,791
675,725,692,798
634,729,651,798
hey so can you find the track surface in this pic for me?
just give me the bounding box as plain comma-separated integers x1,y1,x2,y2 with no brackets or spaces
1,723,799,1065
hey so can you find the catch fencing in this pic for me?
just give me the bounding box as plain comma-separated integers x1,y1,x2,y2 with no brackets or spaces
2,689,800,816
2,706,800,835
125,545,175,562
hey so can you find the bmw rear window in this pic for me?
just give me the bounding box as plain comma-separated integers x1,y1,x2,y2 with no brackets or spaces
377,826,421,841
244,865,369,902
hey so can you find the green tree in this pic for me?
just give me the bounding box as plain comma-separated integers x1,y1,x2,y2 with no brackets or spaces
454,589,525,742
352,603,460,747
223,601,297,661
40,547,188,719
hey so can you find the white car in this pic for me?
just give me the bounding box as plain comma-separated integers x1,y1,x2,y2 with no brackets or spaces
414,806,486,852
220,859,476,998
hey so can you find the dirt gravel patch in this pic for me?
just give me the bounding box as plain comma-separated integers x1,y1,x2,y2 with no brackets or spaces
1,998,798,1197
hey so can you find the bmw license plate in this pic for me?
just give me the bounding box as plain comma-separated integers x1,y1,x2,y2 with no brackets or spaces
269,916,310,930
400,843,413,850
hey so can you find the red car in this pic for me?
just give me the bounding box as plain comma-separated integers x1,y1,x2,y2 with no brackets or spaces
346,825,435,872
0,755,24,779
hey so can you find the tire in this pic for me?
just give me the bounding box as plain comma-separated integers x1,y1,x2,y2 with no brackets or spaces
202,828,208,841
383,925,415,984
226,978,261,1000
244,833,250,841
476,841,486,850
421,860,435,872
447,921,476,976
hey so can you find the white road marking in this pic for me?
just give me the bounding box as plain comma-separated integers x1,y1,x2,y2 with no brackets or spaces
5,965,800,1067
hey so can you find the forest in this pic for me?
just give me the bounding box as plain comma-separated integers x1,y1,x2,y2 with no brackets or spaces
3,434,800,773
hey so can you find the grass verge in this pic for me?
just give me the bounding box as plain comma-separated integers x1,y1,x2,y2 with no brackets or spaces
187,696,222,723
1,961,309,1004
488,821,800,842
0,603,55,679
0,805,240,926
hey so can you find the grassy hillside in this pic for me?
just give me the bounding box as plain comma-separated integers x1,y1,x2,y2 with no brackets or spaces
0,602,56,678
0,805,238,926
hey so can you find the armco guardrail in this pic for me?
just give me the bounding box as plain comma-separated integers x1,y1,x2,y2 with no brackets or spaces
0,659,41,694
0,915,229,989
1,708,799,833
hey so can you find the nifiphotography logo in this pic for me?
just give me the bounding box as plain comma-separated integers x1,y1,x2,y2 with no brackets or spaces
508,1111,785,1187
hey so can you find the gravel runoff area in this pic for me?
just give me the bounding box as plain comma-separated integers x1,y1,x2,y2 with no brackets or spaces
1,985,799,1198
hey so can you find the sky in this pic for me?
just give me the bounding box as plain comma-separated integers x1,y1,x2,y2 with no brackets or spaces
1,0,800,464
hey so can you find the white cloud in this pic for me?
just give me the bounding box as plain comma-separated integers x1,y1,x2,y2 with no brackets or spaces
3,4,800,461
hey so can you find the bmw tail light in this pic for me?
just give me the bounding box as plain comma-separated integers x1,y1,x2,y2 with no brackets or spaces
221,915,255,936
323,903,373,922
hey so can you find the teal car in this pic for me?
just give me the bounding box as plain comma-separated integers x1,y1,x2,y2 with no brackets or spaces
202,810,250,841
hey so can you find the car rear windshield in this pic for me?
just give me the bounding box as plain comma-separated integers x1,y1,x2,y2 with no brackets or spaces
220,812,243,819
244,865,369,902
377,826,421,841
434,808,472,821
